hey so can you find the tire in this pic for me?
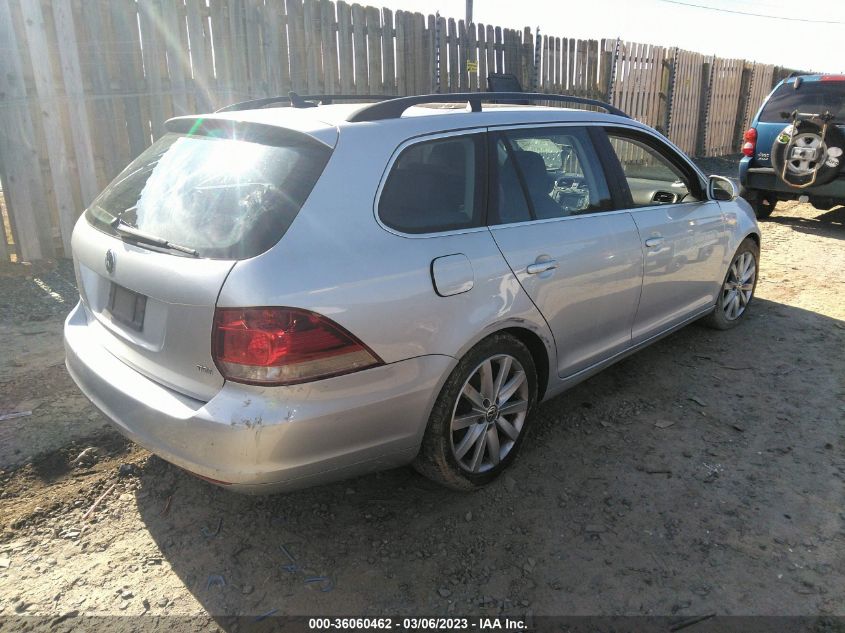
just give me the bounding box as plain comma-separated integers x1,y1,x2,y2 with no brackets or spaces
771,119,845,188
413,333,538,490
740,186,776,220
811,199,835,211
703,237,760,330
753,196,776,220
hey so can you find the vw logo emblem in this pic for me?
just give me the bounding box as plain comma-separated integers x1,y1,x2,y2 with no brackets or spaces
105,249,116,275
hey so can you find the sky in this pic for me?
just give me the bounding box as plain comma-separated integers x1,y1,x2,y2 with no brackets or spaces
374,0,845,72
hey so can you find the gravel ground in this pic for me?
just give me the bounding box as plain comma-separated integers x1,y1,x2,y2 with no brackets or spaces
0,175,843,627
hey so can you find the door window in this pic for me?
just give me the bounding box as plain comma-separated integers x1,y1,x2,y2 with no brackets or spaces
379,134,485,234
605,133,703,207
490,127,612,224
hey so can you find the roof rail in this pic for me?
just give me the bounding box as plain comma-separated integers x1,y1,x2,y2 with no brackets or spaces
215,92,400,113
346,92,629,122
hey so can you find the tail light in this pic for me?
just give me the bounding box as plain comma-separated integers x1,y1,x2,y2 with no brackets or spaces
820,75,845,82
213,307,383,385
741,128,757,157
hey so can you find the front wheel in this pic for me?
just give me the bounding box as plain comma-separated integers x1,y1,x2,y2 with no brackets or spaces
703,237,760,330
413,334,538,490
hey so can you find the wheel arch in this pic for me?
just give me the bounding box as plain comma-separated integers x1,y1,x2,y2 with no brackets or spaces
499,327,551,401
745,231,761,248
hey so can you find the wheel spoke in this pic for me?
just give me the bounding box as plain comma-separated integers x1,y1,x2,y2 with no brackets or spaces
486,426,501,465
730,294,741,319
492,356,512,402
498,371,526,404
454,425,484,460
453,411,483,430
478,359,495,400
450,353,529,473
741,264,755,284
461,383,485,410
496,416,520,441
499,399,528,416
739,290,750,306
469,429,487,472
729,262,739,282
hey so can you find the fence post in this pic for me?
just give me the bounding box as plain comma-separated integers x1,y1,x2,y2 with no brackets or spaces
733,62,754,152
0,0,54,260
20,0,78,254
696,58,713,157
533,27,541,92
660,47,678,136
434,11,441,92
606,37,620,104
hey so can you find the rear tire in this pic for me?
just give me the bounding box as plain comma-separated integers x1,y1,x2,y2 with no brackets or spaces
413,334,538,490
740,186,776,220
703,237,760,330
811,199,835,211
753,196,776,220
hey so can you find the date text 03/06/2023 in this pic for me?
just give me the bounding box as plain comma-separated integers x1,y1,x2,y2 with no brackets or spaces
307,617,528,630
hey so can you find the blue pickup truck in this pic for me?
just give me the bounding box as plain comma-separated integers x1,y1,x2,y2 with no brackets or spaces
739,74,845,219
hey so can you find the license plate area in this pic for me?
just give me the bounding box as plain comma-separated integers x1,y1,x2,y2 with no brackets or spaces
106,283,147,332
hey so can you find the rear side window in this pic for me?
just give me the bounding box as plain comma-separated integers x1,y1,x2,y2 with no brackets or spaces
759,80,845,123
379,135,485,234
86,130,331,260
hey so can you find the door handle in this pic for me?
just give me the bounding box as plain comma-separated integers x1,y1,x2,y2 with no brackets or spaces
644,236,665,248
526,260,558,275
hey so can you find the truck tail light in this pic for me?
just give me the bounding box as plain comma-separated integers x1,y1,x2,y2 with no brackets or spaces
741,128,757,157
213,307,383,385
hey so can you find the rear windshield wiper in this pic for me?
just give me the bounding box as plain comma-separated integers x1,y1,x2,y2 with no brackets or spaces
110,217,199,257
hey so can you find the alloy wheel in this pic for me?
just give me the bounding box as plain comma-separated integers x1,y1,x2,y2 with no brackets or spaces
722,251,756,321
450,354,529,473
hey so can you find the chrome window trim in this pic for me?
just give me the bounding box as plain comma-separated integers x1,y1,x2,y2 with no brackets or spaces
488,207,634,231
372,116,711,239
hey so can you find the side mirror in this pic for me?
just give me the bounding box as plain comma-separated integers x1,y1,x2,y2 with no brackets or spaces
708,175,738,201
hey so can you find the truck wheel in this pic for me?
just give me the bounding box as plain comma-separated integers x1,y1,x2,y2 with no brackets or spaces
753,196,776,220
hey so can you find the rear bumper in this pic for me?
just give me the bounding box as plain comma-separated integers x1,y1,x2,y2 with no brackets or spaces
64,301,454,493
741,165,845,200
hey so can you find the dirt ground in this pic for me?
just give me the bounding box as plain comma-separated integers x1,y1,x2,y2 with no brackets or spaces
0,195,843,627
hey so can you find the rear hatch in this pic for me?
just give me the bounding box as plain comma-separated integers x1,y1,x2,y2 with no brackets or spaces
753,76,845,169
72,118,333,401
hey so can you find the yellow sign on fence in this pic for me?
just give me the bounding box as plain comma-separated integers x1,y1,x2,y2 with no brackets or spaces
466,60,478,73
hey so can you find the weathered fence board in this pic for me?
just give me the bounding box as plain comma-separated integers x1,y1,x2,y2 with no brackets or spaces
705,57,745,157
0,0,803,261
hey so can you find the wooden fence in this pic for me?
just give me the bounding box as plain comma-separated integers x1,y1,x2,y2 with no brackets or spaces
0,0,799,262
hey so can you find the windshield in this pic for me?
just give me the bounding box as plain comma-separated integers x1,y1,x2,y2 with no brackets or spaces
86,130,331,259
759,80,845,123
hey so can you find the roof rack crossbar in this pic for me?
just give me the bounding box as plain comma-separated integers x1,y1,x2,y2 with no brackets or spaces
346,92,629,122
215,92,400,113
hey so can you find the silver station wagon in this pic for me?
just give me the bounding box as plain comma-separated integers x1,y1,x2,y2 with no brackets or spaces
64,92,760,493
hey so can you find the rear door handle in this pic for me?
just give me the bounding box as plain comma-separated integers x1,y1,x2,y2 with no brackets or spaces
526,260,558,275
644,236,665,248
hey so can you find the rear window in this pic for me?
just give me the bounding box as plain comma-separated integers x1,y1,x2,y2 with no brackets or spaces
759,80,845,123
86,128,331,259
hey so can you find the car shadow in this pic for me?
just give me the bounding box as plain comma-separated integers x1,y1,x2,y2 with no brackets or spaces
132,298,845,625
767,204,845,239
